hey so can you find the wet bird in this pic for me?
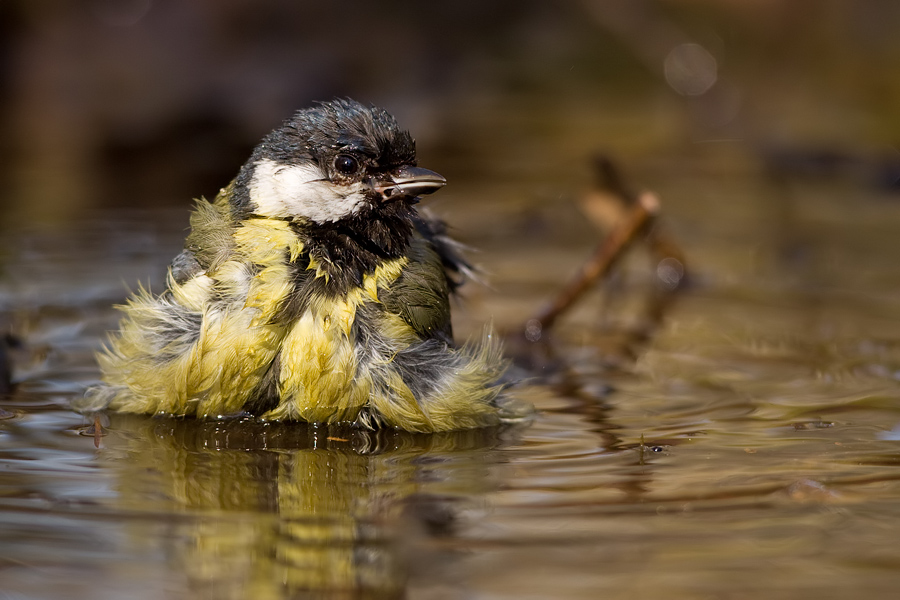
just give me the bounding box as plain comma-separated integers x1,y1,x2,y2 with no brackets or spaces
85,99,511,432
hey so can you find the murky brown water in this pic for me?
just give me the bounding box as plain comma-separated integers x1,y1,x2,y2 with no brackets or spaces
3,145,900,600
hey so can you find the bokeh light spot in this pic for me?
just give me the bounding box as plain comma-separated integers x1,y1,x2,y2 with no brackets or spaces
664,43,718,96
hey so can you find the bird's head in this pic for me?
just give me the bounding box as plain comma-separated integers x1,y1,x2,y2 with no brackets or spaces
231,99,445,225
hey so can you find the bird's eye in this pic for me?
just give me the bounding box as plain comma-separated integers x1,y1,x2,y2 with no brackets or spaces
333,154,360,176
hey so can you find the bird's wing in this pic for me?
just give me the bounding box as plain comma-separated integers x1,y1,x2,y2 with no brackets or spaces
183,194,237,274
412,211,476,293
169,193,240,284
380,232,454,343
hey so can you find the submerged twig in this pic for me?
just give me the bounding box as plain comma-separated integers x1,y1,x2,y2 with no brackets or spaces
0,332,15,395
525,155,686,341
80,413,108,448
532,191,659,331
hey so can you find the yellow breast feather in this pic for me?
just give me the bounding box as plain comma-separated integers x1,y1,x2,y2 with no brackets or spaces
264,257,409,423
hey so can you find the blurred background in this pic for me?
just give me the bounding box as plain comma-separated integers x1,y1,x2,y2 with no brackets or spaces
5,4,900,599
2,0,899,227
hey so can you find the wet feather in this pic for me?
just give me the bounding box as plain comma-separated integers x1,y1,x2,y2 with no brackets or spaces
81,99,516,432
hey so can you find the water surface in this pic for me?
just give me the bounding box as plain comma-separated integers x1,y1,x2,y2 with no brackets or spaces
2,159,900,599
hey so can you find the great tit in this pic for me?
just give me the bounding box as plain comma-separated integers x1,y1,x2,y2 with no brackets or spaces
86,99,510,432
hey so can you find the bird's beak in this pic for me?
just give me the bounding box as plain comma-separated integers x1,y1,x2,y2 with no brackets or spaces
373,165,446,200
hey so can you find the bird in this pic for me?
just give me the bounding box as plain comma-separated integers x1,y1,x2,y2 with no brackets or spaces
84,99,512,432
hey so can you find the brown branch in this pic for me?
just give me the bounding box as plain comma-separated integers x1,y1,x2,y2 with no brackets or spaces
531,191,660,331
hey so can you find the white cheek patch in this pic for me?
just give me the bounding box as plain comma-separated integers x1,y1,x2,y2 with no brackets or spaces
249,158,369,223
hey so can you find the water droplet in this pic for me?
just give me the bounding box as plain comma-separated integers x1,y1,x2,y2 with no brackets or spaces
524,319,542,342
657,257,685,289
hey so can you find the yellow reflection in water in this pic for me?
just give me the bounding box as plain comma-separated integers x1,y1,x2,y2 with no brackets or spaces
101,415,508,598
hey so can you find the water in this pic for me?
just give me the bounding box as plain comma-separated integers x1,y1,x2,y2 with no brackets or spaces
3,153,900,599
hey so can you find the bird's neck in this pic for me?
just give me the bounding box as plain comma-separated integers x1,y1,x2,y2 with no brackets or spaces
293,202,416,295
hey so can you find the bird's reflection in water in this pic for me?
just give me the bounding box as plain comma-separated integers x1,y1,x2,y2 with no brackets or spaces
100,414,511,598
